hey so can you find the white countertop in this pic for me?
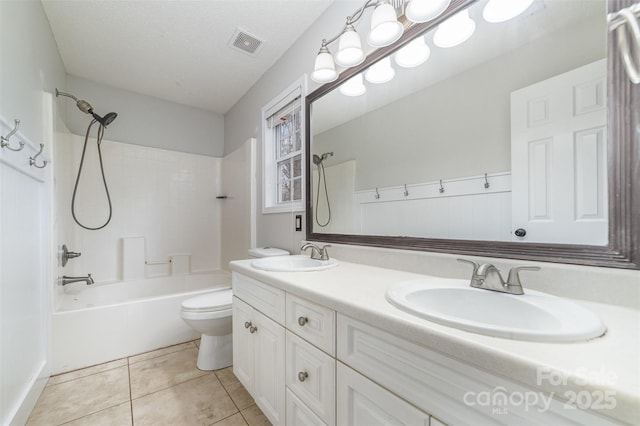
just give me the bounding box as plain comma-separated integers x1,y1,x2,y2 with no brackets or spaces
230,257,640,424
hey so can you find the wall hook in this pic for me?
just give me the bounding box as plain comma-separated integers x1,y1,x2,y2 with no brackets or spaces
375,188,380,199
1,119,25,152
609,3,640,84
439,180,445,194
29,144,47,169
403,184,409,197
484,173,490,189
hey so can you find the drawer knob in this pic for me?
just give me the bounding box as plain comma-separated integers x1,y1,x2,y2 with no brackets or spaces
297,316,308,326
297,371,308,382
249,325,258,334
244,321,252,329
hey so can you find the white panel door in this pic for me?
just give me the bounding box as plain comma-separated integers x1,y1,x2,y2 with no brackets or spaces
511,59,607,244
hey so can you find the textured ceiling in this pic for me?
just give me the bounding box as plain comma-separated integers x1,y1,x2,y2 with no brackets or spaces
41,0,334,114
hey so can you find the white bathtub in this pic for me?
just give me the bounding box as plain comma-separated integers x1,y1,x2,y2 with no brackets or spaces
51,271,231,374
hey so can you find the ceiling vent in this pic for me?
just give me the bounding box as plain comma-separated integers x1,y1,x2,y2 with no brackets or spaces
228,28,265,56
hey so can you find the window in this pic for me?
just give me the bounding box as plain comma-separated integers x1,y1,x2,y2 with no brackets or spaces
262,76,306,213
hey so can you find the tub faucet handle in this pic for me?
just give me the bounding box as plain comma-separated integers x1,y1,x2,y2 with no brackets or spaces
61,244,81,267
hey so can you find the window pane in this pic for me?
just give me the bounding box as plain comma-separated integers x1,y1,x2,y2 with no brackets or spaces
278,160,291,181
280,181,291,203
293,178,302,201
293,155,301,178
279,136,293,157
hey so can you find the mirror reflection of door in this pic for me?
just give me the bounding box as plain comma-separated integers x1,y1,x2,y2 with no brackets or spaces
511,59,607,244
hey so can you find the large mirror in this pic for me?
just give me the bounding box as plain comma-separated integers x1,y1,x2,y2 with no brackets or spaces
306,0,639,268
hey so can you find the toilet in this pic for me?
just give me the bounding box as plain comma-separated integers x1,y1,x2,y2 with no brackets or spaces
180,247,289,370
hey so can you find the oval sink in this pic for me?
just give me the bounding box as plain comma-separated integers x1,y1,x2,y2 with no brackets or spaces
251,255,338,272
386,279,606,342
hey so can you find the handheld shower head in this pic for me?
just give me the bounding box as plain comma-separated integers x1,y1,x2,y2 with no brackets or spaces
313,154,322,165
93,112,118,127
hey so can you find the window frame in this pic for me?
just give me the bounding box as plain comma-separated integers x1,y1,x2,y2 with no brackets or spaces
262,75,307,214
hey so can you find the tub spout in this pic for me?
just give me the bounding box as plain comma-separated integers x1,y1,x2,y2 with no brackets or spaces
61,274,94,286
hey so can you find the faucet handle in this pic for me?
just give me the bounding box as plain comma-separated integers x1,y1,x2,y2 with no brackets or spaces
319,244,331,261
457,258,480,273
506,266,540,292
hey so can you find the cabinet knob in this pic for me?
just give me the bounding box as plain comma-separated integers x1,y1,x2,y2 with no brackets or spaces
244,321,252,329
298,371,308,382
297,316,308,326
249,325,258,334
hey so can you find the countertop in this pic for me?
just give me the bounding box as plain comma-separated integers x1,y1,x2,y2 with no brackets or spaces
229,257,640,424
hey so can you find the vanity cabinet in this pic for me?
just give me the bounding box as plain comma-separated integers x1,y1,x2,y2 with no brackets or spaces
232,274,286,425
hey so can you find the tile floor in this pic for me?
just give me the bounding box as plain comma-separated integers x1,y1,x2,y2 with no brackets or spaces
27,340,271,426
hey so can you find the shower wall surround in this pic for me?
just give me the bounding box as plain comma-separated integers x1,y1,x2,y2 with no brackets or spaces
55,130,223,285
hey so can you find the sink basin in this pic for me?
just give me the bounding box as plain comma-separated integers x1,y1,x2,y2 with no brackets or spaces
386,278,606,342
251,255,338,272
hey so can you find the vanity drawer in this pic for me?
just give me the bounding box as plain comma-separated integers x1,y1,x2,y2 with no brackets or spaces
286,293,335,355
286,331,335,425
232,272,285,325
286,388,327,426
336,314,616,426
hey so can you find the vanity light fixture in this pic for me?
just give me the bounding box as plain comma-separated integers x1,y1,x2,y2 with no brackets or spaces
311,0,453,83
339,74,367,96
395,36,430,68
433,9,476,48
405,0,451,23
365,57,396,84
482,0,535,23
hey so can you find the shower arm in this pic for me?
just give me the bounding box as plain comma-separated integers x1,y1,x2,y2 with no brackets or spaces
55,89,78,101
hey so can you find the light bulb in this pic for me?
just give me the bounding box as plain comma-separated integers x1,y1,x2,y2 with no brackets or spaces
339,74,366,96
433,9,475,48
405,0,451,23
395,36,430,68
311,46,338,83
335,25,365,68
367,1,404,47
365,57,395,84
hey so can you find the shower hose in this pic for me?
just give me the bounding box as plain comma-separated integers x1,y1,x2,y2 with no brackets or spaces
315,161,331,227
71,119,113,230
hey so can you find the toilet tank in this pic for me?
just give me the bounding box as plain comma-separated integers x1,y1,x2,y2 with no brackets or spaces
248,247,290,258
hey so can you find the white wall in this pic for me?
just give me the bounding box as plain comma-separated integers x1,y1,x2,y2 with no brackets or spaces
224,1,360,253
56,133,223,284
0,1,66,423
65,75,225,157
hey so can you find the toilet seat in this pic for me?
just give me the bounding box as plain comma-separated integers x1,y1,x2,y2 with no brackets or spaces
181,288,232,313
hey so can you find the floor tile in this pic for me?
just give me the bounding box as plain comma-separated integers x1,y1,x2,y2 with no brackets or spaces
215,368,254,410
241,404,272,426
128,341,196,365
129,347,208,398
27,366,130,425
63,401,132,426
194,338,201,348
132,374,238,426
212,412,248,426
47,358,128,387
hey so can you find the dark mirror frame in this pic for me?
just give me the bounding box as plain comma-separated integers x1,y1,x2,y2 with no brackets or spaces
305,0,639,269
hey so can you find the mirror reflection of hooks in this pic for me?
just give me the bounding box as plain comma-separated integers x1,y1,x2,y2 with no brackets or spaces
29,144,48,169
1,119,25,152
375,188,380,199
403,184,409,197
484,173,490,189
439,180,445,194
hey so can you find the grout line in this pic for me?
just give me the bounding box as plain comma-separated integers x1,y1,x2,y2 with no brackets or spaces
128,358,134,425
130,372,215,402
57,401,131,426
48,359,128,387
215,371,242,413
128,341,196,366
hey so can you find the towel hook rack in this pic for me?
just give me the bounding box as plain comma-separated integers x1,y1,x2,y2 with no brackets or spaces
1,119,25,152
403,184,409,197
439,179,445,194
374,188,380,199
609,3,640,84
29,144,47,169
484,173,490,189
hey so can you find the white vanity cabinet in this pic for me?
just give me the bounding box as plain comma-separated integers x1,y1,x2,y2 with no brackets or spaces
232,274,286,425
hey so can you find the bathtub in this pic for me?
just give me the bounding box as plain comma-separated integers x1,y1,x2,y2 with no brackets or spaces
51,271,231,374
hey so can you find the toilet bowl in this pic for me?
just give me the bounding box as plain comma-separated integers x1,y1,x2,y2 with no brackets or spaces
180,288,233,370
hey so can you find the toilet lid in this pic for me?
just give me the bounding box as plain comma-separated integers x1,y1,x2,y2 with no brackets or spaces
181,289,232,312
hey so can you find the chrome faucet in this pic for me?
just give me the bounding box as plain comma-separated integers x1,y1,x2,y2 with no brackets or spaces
457,259,540,295
301,243,331,261
61,274,95,286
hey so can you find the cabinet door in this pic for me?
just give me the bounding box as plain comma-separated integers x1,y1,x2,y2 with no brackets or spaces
337,362,429,426
232,297,255,392
254,309,286,425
